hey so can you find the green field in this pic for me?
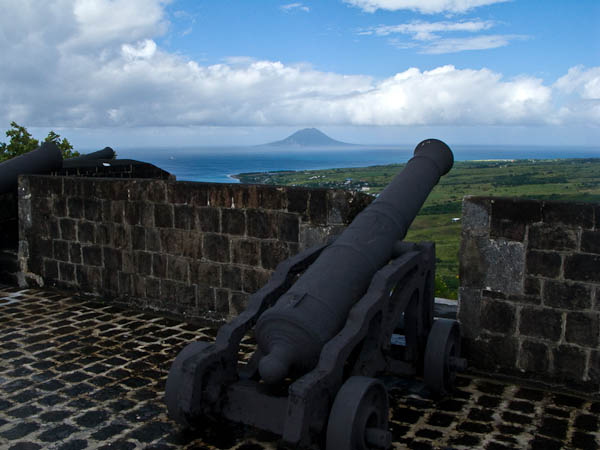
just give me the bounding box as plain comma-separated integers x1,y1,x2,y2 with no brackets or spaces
237,158,600,299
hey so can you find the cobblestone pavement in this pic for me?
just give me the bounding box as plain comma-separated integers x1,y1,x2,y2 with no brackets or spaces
1,285,599,450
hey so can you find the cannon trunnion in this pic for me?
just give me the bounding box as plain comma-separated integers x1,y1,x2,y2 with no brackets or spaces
165,139,466,449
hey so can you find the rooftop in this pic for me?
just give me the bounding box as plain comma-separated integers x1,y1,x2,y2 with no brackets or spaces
1,285,598,450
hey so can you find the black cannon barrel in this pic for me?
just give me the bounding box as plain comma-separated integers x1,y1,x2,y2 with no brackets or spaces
255,139,454,384
63,147,115,166
0,141,62,194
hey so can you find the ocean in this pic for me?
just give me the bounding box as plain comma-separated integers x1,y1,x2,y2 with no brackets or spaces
116,145,600,183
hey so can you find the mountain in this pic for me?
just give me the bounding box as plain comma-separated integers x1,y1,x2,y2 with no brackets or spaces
265,128,352,147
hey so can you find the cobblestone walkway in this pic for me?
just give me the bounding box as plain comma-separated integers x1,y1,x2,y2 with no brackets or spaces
1,285,598,450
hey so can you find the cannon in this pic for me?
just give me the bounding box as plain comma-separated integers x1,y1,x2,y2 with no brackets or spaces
0,141,62,194
165,139,466,449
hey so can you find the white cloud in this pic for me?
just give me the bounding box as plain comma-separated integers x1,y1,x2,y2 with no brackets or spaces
0,0,597,132
367,20,494,40
280,3,310,13
361,20,524,54
421,34,525,53
343,0,509,14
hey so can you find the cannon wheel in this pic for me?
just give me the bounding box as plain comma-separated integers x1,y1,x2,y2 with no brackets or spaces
424,319,461,396
326,376,391,450
165,341,212,427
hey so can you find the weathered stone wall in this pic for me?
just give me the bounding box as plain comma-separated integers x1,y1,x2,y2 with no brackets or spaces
459,196,599,394
18,175,372,323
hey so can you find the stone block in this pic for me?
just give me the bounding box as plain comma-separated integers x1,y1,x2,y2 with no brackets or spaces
139,203,154,228
132,226,146,251
53,197,67,217
258,186,284,210
553,345,587,382
261,240,291,270
77,221,95,244
122,251,134,274
222,265,243,291
222,208,246,235
565,312,599,348
146,181,167,203
111,224,130,249
118,272,132,295
528,224,577,251
160,229,183,255
181,231,202,260
59,262,76,283
524,277,541,297
518,340,549,373
84,199,102,222
167,255,189,282
278,213,299,243
243,268,270,294
96,223,110,246
590,350,599,384
60,218,77,241
145,276,161,299
167,181,192,204
287,188,309,219
69,243,81,264
245,185,260,209
53,240,69,262
82,245,102,267
209,185,232,208
480,299,516,334
463,334,518,370
542,201,594,229
231,239,260,266
308,189,328,225
544,280,592,310
230,185,249,209
103,268,119,295
564,254,600,283
581,230,600,255
203,233,230,263
526,251,561,278
491,218,525,241
146,228,161,252
110,201,125,223
457,288,481,339
196,285,216,311
77,265,102,293
247,210,276,239
154,204,174,228
67,197,84,219
230,291,249,315
124,202,142,226
215,289,230,313
152,253,168,278
132,274,146,298
174,205,195,230
30,175,63,196
519,306,562,341
481,239,525,295
459,236,488,288
491,198,542,224
197,207,220,233
190,261,220,287
134,251,152,276
103,246,122,272
44,259,58,279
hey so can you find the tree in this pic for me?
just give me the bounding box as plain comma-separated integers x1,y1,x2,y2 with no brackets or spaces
0,122,80,162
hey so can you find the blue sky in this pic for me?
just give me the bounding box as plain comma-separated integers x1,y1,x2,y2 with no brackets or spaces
1,0,599,149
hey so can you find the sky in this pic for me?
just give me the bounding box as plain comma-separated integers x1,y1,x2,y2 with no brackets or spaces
1,0,599,150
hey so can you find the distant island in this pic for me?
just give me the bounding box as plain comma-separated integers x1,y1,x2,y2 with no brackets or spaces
264,128,353,147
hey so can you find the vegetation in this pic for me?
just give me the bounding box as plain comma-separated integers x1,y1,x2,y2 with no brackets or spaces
238,158,600,299
0,122,80,162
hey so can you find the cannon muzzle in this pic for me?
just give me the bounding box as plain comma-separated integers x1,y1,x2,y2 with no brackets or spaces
255,139,453,384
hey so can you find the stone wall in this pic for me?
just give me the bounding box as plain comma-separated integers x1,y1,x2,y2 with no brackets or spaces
18,175,372,323
459,196,599,394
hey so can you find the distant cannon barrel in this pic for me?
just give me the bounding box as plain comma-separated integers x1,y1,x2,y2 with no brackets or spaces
63,147,115,166
0,141,62,194
255,139,454,384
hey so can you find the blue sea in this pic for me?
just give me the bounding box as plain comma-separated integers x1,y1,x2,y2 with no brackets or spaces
116,145,600,183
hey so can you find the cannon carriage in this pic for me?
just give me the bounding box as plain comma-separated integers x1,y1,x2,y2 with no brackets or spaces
165,139,466,450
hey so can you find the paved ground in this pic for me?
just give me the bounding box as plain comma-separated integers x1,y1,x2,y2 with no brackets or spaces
0,285,598,450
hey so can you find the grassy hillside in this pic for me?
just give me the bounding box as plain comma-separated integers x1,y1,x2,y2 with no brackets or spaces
237,158,600,299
